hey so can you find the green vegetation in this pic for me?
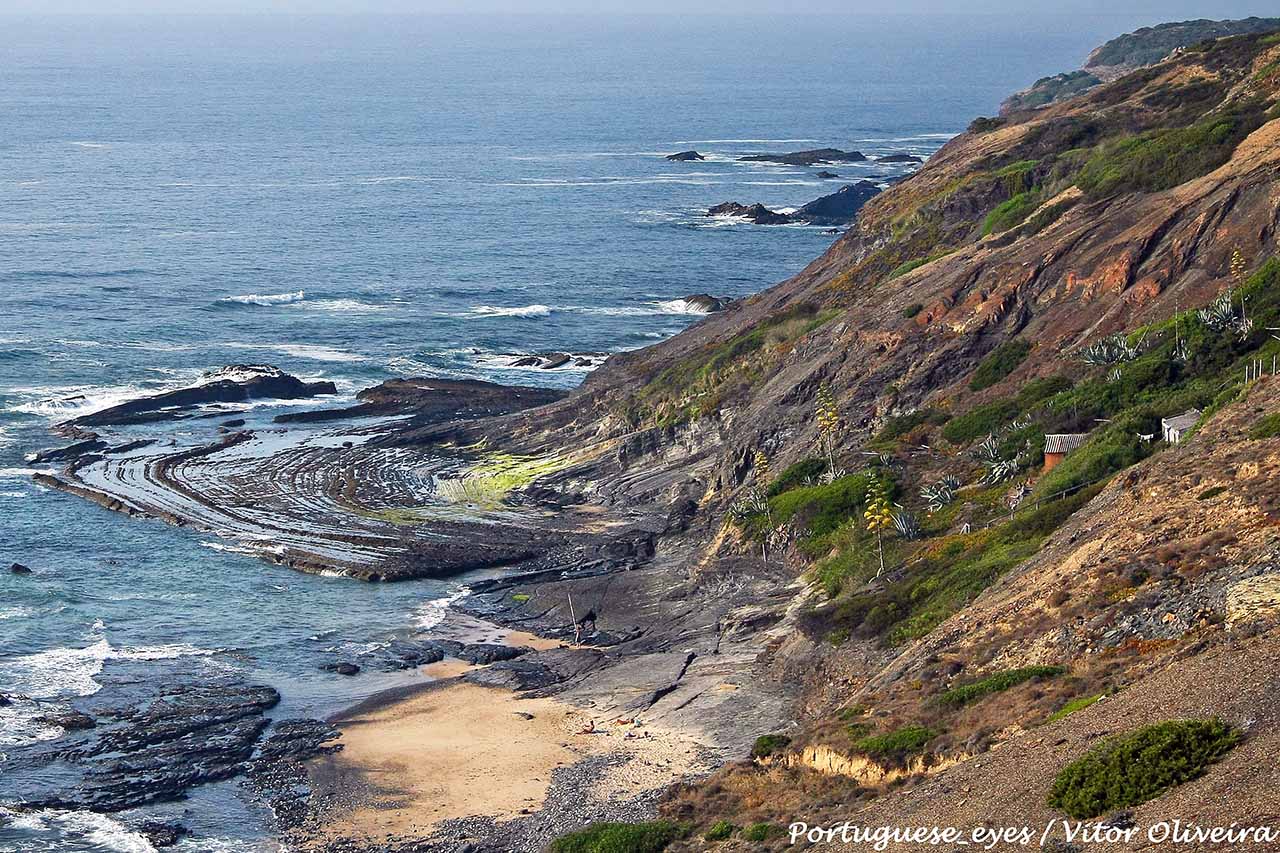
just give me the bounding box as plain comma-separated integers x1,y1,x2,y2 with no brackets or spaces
751,734,792,759
742,823,779,842
1075,101,1268,198
1049,693,1106,723
902,302,923,318
818,482,1103,644
970,340,1033,391
1196,485,1228,501
874,409,947,445
890,249,955,280
939,666,1066,707
767,471,884,555
440,451,573,507
982,191,1042,236
1048,720,1241,819
704,821,736,842
1249,412,1280,439
969,116,1005,134
766,458,828,497
853,725,939,763
942,399,1019,445
550,822,687,853
511,593,531,603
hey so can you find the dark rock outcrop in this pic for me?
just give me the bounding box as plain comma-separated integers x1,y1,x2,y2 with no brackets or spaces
274,377,566,424
792,181,883,226
28,438,108,464
137,822,190,848
665,150,705,161
815,170,840,179
738,148,866,166
67,366,336,428
10,562,32,575
877,153,924,164
35,710,96,730
706,202,792,225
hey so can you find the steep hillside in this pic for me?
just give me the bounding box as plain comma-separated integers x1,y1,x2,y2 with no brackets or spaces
494,25,1280,849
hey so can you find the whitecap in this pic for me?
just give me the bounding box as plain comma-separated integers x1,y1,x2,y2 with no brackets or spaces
0,605,34,620
69,141,111,149
223,342,366,363
3,809,157,852
0,638,111,699
655,298,713,315
305,299,387,313
465,304,552,318
217,290,305,307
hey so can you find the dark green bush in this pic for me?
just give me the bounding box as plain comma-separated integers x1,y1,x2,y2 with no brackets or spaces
939,666,1066,707
766,458,828,497
1048,720,1241,818
550,821,686,853
903,302,923,318
854,725,939,762
751,734,792,759
1249,413,1280,439
970,340,1033,390
875,409,945,444
969,116,1005,134
770,471,882,545
704,821,736,841
1196,485,1228,501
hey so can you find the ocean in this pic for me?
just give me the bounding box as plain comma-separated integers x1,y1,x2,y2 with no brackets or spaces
0,12,1148,851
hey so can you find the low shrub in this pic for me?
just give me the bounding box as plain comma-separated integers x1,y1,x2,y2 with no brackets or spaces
875,409,946,444
751,734,792,759
704,821,735,841
766,458,828,497
903,302,923,318
1249,412,1280,439
982,191,1042,236
1048,720,1241,818
1196,485,1227,501
854,725,939,763
969,116,1005,133
940,666,1066,707
970,340,1033,391
1048,693,1105,722
942,399,1019,445
742,823,778,842
550,821,686,853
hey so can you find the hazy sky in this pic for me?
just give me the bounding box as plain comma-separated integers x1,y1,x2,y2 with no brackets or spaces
4,0,1278,15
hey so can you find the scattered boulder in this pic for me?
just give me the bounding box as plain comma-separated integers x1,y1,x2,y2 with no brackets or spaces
10,563,32,575
221,418,246,428
665,150,704,161
27,438,108,464
323,662,360,676
540,353,572,370
815,170,840,179
458,643,529,665
137,822,190,848
877,153,924,163
706,202,792,225
35,709,96,730
738,148,866,166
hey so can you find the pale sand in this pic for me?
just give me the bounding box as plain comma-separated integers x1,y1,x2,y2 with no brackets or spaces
309,681,703,844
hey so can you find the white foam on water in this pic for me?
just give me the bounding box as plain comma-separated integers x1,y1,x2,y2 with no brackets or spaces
6,382,164,419
413,587,470,631
0,702,65,747
0,636,219,703
304,299,386,313
465,304,552,318
0,605,34,620
2,809,157,852
69,141,112,149
655,298,712,315
1,468,51,478
223,342,367,363
217,290,305,306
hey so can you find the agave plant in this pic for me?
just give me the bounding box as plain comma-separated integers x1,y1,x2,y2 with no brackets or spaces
892,511,922,540
727,488,769,525
974,434,1002,464
1197,291,1237,332
1078,332,1144,366
920,475,961,512
980,459,1020,485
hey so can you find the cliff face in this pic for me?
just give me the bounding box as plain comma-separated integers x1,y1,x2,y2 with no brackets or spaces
480,25,1280,842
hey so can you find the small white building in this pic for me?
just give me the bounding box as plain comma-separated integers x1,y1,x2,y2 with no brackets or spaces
1161,409,1202,444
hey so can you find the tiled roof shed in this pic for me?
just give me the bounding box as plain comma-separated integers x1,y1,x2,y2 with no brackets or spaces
1044,434,1090,454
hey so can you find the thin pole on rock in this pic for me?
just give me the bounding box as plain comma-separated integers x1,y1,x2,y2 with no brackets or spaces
568,591,580,644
